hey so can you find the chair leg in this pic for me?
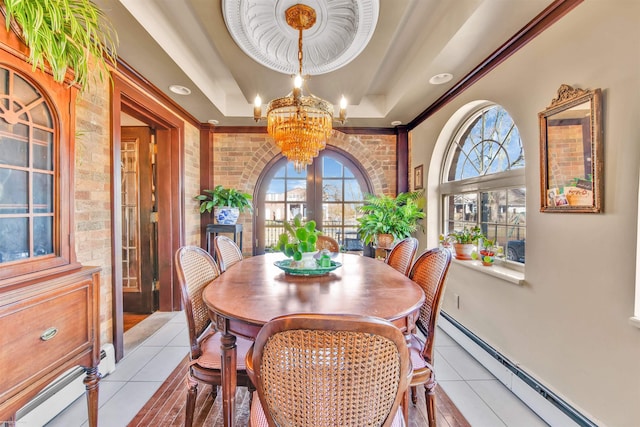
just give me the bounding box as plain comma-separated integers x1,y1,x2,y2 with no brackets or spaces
210,384,218,400
185,375,198,427
411,385,418,404
425,385,437,427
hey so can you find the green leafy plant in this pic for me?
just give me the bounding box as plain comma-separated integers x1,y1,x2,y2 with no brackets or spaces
2,0,118,89
447,226,484,244
195,185,253,214
356,191,425,246
275,214,320,261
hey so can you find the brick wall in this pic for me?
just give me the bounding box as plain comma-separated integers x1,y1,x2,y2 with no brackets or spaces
211,130,397,254
75,74,114,344
184,123,202,246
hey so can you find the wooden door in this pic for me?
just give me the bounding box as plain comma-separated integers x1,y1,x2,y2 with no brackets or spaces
121,127,157,313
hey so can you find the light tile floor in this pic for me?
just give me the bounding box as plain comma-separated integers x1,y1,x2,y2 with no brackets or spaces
44,311,548,427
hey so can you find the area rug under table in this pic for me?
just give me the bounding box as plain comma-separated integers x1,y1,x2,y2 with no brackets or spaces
128,356,470,427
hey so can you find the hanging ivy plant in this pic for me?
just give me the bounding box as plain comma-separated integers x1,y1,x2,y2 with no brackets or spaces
2,0,118,89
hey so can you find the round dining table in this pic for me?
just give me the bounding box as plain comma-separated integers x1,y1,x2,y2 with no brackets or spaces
203,252,425,427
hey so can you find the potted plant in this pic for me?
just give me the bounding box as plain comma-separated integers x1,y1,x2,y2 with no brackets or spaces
356,191,425,251
446,226,484,260
274,214,321,268
195,185,253,225
2,0,118,89
479,238,496,266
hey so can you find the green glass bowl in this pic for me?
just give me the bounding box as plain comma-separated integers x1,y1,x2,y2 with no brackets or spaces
274,259,342,276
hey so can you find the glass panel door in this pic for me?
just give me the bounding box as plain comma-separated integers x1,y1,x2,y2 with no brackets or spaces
257,149,370,254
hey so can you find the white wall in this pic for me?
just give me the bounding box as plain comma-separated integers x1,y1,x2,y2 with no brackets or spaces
411,2,640,426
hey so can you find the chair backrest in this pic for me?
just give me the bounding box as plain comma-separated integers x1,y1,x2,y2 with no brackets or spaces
175,246,221,359
214,235,243,272
385,237,419,276
316,234,340,252
408,247,452,363
247,314,411,427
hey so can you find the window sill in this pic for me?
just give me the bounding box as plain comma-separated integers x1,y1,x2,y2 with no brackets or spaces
628,316,640,329
451,258,525,285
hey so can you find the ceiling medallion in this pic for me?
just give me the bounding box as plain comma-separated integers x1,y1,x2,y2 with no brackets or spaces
253,4,347,172
223,0,379,75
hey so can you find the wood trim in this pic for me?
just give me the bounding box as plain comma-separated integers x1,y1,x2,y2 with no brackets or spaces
111,74,186,360
116,57,201,128
408,0,584,130
396,126,409,193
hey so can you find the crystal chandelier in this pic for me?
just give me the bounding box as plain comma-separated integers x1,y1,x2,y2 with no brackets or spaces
253,4,347,172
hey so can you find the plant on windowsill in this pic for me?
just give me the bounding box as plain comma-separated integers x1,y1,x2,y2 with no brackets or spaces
195,185,253,225
356,191,425,250
274,214,321,268
446,226,484,260
479,238,496,266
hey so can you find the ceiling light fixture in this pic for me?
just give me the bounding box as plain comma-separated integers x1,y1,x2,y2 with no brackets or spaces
169,84,191,95
253,4,347,172
429,73,453,85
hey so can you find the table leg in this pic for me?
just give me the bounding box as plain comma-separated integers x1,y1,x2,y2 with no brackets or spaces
220,332,237,427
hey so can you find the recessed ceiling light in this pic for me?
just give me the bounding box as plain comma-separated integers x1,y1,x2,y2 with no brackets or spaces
207,119,219,125
429,73,453,85
391,120,402,126
169,84,191,95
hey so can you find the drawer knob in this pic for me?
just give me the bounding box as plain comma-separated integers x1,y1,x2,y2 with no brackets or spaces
40,327,58,341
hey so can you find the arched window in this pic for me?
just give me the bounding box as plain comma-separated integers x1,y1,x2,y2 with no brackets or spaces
255,148,371,254
441,105,526,264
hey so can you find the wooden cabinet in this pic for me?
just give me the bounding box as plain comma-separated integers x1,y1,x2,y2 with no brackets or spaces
0,24,101,427
0,267,101,425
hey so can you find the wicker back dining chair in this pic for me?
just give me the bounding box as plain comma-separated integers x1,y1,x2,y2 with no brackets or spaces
316,234,340,253
407,247,452,427
385,237,419,276
213,235,243,272
174,246,254,427
246,314,411,427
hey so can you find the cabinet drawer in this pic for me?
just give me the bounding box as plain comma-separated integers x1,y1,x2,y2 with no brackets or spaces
0,279,93,394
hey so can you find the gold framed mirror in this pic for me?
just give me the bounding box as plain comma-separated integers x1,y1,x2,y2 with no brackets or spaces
539,84,603,213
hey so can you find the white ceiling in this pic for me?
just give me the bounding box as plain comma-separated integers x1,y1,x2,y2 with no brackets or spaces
94,0,554,128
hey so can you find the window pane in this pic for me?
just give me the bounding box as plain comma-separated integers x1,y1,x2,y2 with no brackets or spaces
286,203,306,220
33,129,53,170
0,217,28,262
33,172,53,213
29,101,53,128
286,180,306,201
323,179,342,201
0,168,28,213
14,74,40,106
0,122,29,167
33,216,53,256
286,162,306,178
322,156,342,178
344,179,363,201
343,203,361,225
266,179,285,201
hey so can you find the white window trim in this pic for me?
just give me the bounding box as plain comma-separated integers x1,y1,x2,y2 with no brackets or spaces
427,101,526,281
630,173,640,328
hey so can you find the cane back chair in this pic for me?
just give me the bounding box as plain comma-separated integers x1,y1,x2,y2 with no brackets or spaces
316,234,340,253
174,246,254,427
385,237,419,276
213,235,243,272
246,314,411,427
407,247,452,427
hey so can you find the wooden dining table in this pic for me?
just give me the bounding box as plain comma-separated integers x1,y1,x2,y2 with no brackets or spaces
203,252,425,427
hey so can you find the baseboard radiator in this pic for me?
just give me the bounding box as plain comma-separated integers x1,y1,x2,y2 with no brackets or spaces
14,343,116,426
439,312,598,427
